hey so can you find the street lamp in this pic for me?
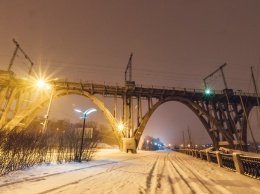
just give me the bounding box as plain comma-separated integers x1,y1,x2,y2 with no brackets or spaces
74,108,97,162
42,87,55,133
37,80,56,133
118,123,124,131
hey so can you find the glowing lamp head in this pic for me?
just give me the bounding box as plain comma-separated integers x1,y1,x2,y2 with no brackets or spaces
205,88,212,95
118,123,124,131
37,79,46,88
203,87,213,98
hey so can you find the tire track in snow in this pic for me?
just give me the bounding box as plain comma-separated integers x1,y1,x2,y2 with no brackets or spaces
123,154,161,194
167,154,197,194
38,162,134,194
153,153,175,194
156,154,166,189
0,153,154,188
138,153,175,194
165,153,196,194
150,154,165,194
170,153,212,194
145,156,159,193
37,154,157,194
144,153,176,194
174,153,233,194
164,155,175,194
0,161,117,188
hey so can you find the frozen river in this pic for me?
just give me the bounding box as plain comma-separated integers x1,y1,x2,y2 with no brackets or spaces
0,149,259,194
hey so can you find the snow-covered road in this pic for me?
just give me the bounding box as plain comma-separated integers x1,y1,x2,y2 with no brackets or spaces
0,149,259,194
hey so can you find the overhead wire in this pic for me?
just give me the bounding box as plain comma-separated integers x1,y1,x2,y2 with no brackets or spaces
244,67,260,153
0,42,255,91
34,60,250,89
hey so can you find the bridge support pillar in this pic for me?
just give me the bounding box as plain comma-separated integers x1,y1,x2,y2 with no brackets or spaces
121,138,137,153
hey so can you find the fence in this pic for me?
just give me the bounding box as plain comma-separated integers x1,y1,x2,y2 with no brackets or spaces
177,148,260,179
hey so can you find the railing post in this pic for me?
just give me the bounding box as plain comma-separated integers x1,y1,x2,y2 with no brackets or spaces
192,150,195,157
195,150,199,158
206,151,211,162
200,151,203,160
232,153,244,174
216,151,223,167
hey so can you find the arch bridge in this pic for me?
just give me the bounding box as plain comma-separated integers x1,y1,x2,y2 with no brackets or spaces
0,70,258,152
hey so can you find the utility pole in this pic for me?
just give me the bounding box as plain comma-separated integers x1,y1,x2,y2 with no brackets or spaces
79,112,87,162
251,66,260,106
238,90,258,154
42,88,55,133
8,39,34,75
188,126,192,148
125,53,133,83
182,131,185,148
203,63,228,89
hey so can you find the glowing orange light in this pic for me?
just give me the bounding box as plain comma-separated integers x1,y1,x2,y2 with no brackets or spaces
37,79,46,88
118,123,124,131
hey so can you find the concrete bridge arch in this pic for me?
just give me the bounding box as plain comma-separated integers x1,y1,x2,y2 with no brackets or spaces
135,95,254,150
3,88,256,151
135,97,219,149
4,89,123,144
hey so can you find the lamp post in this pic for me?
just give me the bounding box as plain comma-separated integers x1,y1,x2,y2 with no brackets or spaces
74,108,97,162
42,87,54,133
36,78,57,133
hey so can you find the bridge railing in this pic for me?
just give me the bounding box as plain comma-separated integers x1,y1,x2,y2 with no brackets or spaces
240,155,260,179
55,79,124,87
209,152,218,164
221,153,236,171
134,84,257,96
135,84,217,94
39,78,258,97
176,148,260,180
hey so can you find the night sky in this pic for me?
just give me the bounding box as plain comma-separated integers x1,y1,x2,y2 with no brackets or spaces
0,0,260,146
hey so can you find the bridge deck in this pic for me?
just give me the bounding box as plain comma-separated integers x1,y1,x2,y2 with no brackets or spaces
0,69,256,102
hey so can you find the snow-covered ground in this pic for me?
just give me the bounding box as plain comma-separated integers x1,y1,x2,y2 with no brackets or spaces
0,149,259,194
